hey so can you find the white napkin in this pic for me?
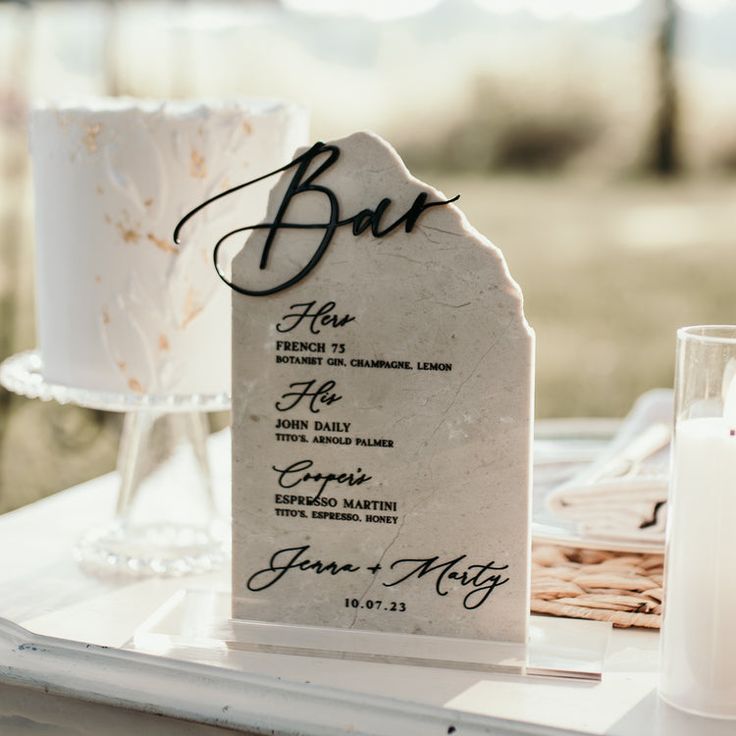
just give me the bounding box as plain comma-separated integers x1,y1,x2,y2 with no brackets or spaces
545,390,672,543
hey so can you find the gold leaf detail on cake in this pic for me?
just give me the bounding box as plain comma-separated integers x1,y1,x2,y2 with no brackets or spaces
190,149,207,178
182,287,204,328
116,221,140,244
83,123,102,153
242,120,252,135
128,378,144,393
144,198,154,207
146,232,177,254
159,334,170,351
102,308,111,325
116,360,127,372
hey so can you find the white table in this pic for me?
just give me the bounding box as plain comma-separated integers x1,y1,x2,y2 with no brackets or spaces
0,430,733,736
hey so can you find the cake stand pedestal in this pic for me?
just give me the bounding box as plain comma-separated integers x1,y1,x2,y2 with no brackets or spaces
0,350,230,577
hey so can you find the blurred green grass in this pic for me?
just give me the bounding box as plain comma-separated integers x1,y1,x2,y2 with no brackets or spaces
425,172,736,417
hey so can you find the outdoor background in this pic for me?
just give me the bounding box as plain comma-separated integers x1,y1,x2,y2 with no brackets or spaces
0,0,734,511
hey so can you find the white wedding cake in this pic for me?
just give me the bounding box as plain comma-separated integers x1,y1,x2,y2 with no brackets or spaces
30,98,308,395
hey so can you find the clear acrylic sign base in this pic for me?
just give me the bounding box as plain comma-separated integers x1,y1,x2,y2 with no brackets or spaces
133,590,609,680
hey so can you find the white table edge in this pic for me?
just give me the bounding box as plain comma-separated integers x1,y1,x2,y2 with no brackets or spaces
0,615,587,736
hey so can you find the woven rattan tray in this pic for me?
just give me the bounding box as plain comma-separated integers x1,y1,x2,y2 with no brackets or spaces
531,544,663,629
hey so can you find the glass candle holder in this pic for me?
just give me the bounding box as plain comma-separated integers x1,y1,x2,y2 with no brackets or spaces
659,325,736,718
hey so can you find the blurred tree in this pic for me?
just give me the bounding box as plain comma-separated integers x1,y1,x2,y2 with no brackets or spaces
648,0,680,175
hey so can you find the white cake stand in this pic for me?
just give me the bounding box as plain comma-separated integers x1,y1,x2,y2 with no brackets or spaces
0,350,230,578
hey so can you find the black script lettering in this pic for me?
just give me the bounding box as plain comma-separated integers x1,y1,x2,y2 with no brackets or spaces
246,545,360,592
383,555,510,610
271,459,372,501
277,301,355,335
173,142,459,295
275,379,342,413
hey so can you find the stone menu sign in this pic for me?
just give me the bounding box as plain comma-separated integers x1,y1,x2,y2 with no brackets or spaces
220,132,533,643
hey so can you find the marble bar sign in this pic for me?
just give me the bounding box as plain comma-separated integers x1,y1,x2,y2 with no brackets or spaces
192,132,534,642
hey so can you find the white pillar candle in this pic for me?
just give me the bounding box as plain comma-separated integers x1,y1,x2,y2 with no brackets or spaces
660,354,736,717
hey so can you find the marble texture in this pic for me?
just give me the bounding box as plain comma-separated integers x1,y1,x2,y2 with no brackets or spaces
232,132,534,643
30,98,308,395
